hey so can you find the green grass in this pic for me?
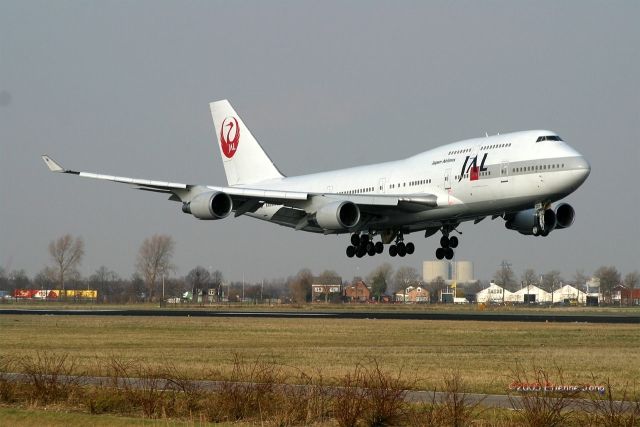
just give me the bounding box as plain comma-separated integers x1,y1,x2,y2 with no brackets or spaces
1,314,639,396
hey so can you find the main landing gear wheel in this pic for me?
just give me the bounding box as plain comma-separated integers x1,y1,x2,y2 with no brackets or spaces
389,245,398,257
397,242,407,257
444,247,454,260
348,231,415,258
347,232,387,258
436,228,459,260
346,246,355,258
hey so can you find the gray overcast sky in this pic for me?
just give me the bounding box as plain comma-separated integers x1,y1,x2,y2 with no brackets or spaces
1,1,638,283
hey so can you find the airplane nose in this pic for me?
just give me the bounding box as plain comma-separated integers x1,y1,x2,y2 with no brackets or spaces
572,156,591,188
577,156,591,179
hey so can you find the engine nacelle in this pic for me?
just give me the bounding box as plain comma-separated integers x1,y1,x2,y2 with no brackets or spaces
184,191,233,220
505,208,557,236
554,203,575,229
315,201,360,230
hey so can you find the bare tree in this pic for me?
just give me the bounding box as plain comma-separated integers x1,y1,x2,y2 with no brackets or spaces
186,266,211,300
593,266,621,303
624,271,639,290
624,271,639,305
541,270,563,292
573,269,589,289
521,268,537,288
89,266,121,303
318,269,341,283
34,267,55,290
427,276,446,303
135,234,175,301
288,268,313,304
392,266,420,293
493,260,516,291
48,234,84,293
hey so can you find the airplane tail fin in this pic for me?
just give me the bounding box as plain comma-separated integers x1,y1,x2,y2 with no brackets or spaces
210,100,284,186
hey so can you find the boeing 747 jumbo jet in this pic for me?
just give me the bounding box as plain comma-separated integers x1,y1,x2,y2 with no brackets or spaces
43,100,590,260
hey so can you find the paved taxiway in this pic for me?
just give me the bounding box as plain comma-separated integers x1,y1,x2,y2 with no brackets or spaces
1,309,639,323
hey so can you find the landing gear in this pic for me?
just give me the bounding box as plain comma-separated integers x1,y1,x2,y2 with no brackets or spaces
388,233,415,258
435,227,459,260
346,232,384,258
347,231,415,258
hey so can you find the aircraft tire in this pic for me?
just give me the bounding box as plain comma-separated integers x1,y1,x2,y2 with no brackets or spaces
445,248,454,260
389,245,398,257
375,242,384,254
397,245,407,257
440,236,450,248
351,234,360,246
449,236,458,248
406,242,415,254
346,246,356,258
436,248,445,260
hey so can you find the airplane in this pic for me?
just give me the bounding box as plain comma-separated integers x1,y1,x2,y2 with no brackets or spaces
42,99,591,260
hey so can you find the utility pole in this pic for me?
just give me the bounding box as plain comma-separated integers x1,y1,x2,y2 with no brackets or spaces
161,273,165,308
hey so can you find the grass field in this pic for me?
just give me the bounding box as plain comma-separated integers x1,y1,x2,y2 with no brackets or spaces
4,300,640,315
0,406,221,427
1,314,638,396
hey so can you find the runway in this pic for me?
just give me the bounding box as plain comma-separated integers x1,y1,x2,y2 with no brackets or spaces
1,308,639,323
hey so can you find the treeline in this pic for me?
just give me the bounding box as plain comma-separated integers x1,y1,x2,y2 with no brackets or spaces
1,233,638,304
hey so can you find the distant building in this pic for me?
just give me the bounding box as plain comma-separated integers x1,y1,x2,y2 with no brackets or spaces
512,285,552,304
423,261,450,282
343,280,371,302
311,276,342,303
394,285,430,303
613,285,640,306
552,284,587,304
423,260,476,285
476,282,513,304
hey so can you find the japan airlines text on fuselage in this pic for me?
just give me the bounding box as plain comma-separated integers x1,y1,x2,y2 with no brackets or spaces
42,100,590,260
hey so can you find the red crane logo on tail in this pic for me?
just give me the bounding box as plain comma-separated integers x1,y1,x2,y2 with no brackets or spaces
220,117,240,158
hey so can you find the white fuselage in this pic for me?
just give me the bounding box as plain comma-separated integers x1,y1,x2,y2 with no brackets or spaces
241,130,590,233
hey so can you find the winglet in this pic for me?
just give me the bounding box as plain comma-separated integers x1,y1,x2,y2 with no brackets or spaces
42,155,65,172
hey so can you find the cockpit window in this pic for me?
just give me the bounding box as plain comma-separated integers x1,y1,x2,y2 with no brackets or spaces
536,135,563,142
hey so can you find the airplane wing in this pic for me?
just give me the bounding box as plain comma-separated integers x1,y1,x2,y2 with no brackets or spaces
42,155,439,218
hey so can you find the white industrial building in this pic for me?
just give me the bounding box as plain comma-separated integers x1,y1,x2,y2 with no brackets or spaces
552,284,587,304
512,285,552,303
476,283,513,304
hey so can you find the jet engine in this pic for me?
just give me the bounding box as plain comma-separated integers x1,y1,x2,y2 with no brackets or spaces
554,203,575,229
505,208,556,236
183,191,233,220
315,201,360,230
505,203,576,236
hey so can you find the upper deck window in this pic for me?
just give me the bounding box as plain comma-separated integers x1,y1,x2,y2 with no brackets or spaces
536,135,563,142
